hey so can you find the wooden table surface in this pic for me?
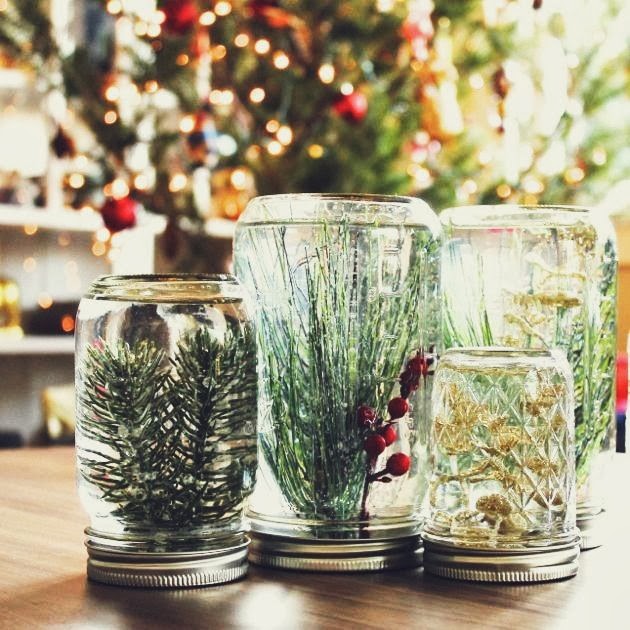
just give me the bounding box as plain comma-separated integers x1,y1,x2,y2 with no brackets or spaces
0,448,627,630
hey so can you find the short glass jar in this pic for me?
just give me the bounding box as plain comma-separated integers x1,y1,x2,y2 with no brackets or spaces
441,205,617,549
75,274,257,587
234,194,442,571
423,347,580,582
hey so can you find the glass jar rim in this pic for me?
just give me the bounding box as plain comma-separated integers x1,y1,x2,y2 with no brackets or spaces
442,346,555,358
85,274,244,303
237,193,439,229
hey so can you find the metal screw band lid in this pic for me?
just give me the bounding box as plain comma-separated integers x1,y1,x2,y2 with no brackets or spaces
422,535,580,583
249,532,423,572
577,509,606,550
85,534,250,588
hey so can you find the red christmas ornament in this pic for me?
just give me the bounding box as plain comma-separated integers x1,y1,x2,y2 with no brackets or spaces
332,92,368,124
357,405,377,428
364,434,387,458
161,0,199,35
100,196,138,233
379,424,397,447
386,453,411,477
387,396,409,420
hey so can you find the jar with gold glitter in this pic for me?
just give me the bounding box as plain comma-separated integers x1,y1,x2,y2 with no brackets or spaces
423,347,580,583
441,205,617,550
0,276,23,338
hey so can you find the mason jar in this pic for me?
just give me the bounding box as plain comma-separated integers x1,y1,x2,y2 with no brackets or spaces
423,347,580,582
233,194,441,571
75,274,257,587
441,205,617,549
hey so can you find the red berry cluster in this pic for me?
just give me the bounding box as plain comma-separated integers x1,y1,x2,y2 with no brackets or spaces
399,346,435,398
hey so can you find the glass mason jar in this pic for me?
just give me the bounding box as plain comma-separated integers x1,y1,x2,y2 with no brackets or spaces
233,194,441,571
75,274,257,587
441,205,617,549
423,347,580,582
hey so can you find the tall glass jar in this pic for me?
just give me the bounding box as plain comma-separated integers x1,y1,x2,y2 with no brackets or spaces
423,347,580,582
441,205,617,549
75,274,257,587
234,194,441,571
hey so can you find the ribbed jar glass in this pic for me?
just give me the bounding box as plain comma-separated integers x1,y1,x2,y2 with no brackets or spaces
440,205,617,549
423,347,580,582
234,194,441,571
75,274,257,587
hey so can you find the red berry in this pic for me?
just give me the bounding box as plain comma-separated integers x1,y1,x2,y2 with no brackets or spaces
100,196,138,233
364,434,386,458
357,405,377,428
388,396,409,419
379,424,397,446
386,453,411,476
332,92,368,123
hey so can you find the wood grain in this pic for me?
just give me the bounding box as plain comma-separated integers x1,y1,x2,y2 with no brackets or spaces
0,448,627,630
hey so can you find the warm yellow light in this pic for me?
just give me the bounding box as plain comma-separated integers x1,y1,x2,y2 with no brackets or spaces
179,115,195,133
106,0,122,15
478,149,492,165
254,39,271,55
104,110,118,124
38,294,53,309
496,183,512,199
155,10,166,24
134,21,148,37
469,73,484,90
169,173,188,192
523,175,544,194
215,1,232,16
376,0,395,11
176,53,189,66
213,45,227,60
0,0,8,11
23,257,37,272
267,140,283,156
220,90,234,105
134,174,149,190
144,80,159,93
318,63,335,84
111,178,130,199
245,145,261,161
592,148,607,166
199,10,217,25
23,224,38,236
94,229,110,244
266,119,280,133
340,82,354,95
61,315,76,333
105,85,119,101
277,125,293,145
92,241,107,257
234,33,249,47
249,87,266,103
68,173,85,189
462,179,478,195
57,233,71,247
210,89,223,105
230,168,248,190
308,144,324,159
147,23,161,38
564,166,585,184
273,51,290,69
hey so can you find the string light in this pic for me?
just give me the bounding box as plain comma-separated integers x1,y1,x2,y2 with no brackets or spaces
61,315,75,333
249,87,266,103
68,173,85,189
57,233,71,247
592,148,607,166
111,178,130,199
199,11,217,26
266,119,280,133
230,168,248,189
267,140,283,156
523,175,544,194
277,125,293,145
95,228,111,243
147,23,161,38
23,224,38,236
469,73,484,89
23,257,37,272
564,166,585,184
273,51,290,69
254,39,271,55
245,145,261,161
37,294,53,309
215,1,232,16
169,173,188,192
376,0,395,11
134,174,150,190
91,242,107,257
496,183,512,199
318,63,335,84
212,45,227,60
179,115,195,133
176,54,189,66
234,33,249,47
104,110,118,124
155,10,166,24
308,144,324,158
106,0,122,14
134,22,148,37
462,179,478,195
478,149,492,165
340,82,354,95
0,1,7,11
104,85,119,101
144,80,159,93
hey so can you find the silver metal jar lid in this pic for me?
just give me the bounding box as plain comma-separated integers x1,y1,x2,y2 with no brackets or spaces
577,509,606,550
85,534,249,588
422,535,580,583
249,532,423,572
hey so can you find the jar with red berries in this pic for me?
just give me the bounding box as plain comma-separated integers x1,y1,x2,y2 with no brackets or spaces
234,194,441,571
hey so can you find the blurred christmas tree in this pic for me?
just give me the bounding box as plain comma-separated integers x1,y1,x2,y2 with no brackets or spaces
0,0,628,256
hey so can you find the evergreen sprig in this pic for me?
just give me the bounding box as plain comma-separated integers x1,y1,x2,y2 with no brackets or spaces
76,326,257,530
